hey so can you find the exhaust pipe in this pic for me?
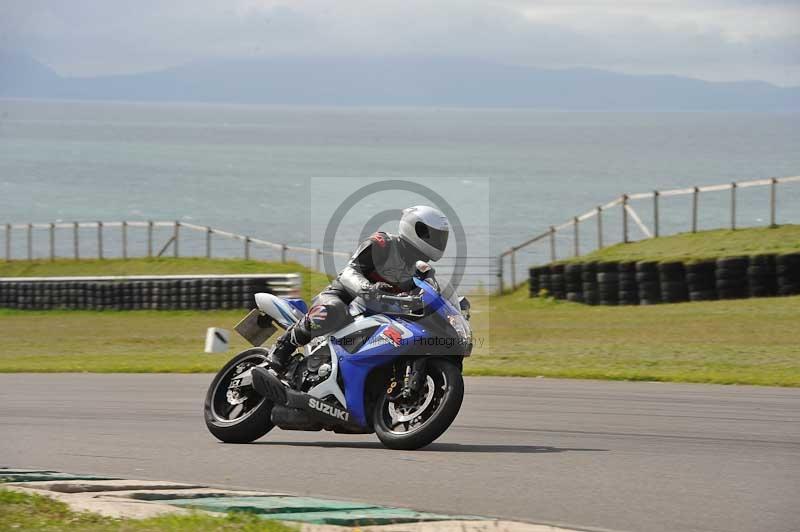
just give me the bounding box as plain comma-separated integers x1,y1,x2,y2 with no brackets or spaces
251,367,361,430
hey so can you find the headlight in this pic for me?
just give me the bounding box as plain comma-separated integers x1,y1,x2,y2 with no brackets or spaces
448,313,471,341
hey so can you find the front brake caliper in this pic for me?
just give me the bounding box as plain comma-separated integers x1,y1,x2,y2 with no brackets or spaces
388,359,427,402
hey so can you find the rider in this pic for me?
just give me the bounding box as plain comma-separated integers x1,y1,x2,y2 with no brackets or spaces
266,205,450,371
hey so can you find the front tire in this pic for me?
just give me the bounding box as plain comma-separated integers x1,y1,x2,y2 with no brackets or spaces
373,358,464,450
204,348,274,443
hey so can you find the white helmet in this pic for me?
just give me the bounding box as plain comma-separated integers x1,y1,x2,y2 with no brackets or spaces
398,205,449,262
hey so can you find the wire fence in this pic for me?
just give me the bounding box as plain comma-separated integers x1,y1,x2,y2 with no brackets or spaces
497,175,800,293
0,220,496,292
0,220,349,269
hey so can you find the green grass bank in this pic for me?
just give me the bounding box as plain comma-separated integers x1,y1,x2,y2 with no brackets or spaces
560,224,800,264
1,252,799,386
0,488,292,532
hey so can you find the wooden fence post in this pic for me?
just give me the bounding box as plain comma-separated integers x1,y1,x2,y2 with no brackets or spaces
730,183,737,230
97,221,103,259
4,223,10,260
206,227,212,258
27,223,32,260
497,255,505,294
770,178,777,227
621,195,629,243
244,237,251,260
49,223,55,261
549,226,556,261
122,221,128,259
596,207,603,249
692,186,699,233
510,249,517,288
315,249,321,272
73,222,79,259
281,244,288,263
147,221,153,257
653,190,660,237
173,221,179,258
573,217,579,257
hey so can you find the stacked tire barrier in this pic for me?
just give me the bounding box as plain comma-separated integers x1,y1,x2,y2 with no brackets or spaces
715,256,748,300
538,266,551,295
549,264,566,300
618,262,639,305
597,262,619,306
686,260,716,301
581,262,598,305
528,252,800,305
659,261,688,303
0,274,301,311
748,255,777,298
778,253,800,295
528,267,541,297
565,264,583,302
636,261,660,305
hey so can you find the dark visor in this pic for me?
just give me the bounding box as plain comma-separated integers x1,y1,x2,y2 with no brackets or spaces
417,222,449,252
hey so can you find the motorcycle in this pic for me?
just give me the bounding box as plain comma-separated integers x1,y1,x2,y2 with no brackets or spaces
204,277,472,450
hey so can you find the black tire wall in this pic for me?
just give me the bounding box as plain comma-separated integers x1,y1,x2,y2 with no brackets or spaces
716,256,749,300
549,264,566,299
0,277,285,310
597,262,620,305
636,261,661,305
526,252,800,305
686,260,717,301
581,261,598,305
659,261,688,303
777,252,800,296
565,263,583,302
748,254,777,298
618,261,639,305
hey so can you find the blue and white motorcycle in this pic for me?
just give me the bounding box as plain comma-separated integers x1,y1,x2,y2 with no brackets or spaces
204,277,472,450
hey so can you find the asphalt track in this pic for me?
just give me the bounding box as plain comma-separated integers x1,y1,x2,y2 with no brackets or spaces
1,374,798,532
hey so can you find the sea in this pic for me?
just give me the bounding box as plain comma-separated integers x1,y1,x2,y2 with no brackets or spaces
1,99,798,290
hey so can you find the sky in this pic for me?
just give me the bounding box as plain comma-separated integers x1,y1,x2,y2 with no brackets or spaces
1,0,799,86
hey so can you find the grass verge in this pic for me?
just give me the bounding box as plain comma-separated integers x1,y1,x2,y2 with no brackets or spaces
470,289,800,387
0,487,292,532
561,224,800,263
1,291,799,386
1,257,799,386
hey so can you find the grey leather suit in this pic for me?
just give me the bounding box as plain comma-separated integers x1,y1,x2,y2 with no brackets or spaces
282,232,429,347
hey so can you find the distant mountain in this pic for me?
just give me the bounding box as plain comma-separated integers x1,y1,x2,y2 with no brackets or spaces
0,51,62,98
2,52,798,111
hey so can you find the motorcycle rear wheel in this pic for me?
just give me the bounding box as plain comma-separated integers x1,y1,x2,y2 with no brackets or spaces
204,348,274,443
373,358,464,450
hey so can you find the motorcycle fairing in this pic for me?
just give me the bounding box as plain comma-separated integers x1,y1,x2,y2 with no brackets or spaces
255,293,303,329
335,317,423,426
256,277,468,428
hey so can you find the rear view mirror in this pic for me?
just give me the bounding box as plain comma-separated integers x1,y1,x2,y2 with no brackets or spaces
458,296,471,320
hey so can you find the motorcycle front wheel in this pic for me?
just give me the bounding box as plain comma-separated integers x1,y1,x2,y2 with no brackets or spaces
204,348,274,443
373,358,464,450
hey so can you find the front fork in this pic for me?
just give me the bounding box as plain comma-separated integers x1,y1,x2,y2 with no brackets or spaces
387,358,428,402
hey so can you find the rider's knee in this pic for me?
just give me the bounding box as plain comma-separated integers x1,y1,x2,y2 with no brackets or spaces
303,296,349,335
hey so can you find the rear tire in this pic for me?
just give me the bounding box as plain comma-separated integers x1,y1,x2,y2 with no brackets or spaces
204,348,275,444
373,359,464,450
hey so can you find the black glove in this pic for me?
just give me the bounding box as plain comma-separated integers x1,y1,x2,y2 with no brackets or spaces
365,282,394,300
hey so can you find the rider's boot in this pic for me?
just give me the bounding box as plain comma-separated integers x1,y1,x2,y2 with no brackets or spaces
265,336,296,372
265,324,310,372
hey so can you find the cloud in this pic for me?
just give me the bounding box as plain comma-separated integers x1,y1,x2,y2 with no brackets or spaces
1,0,798,84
